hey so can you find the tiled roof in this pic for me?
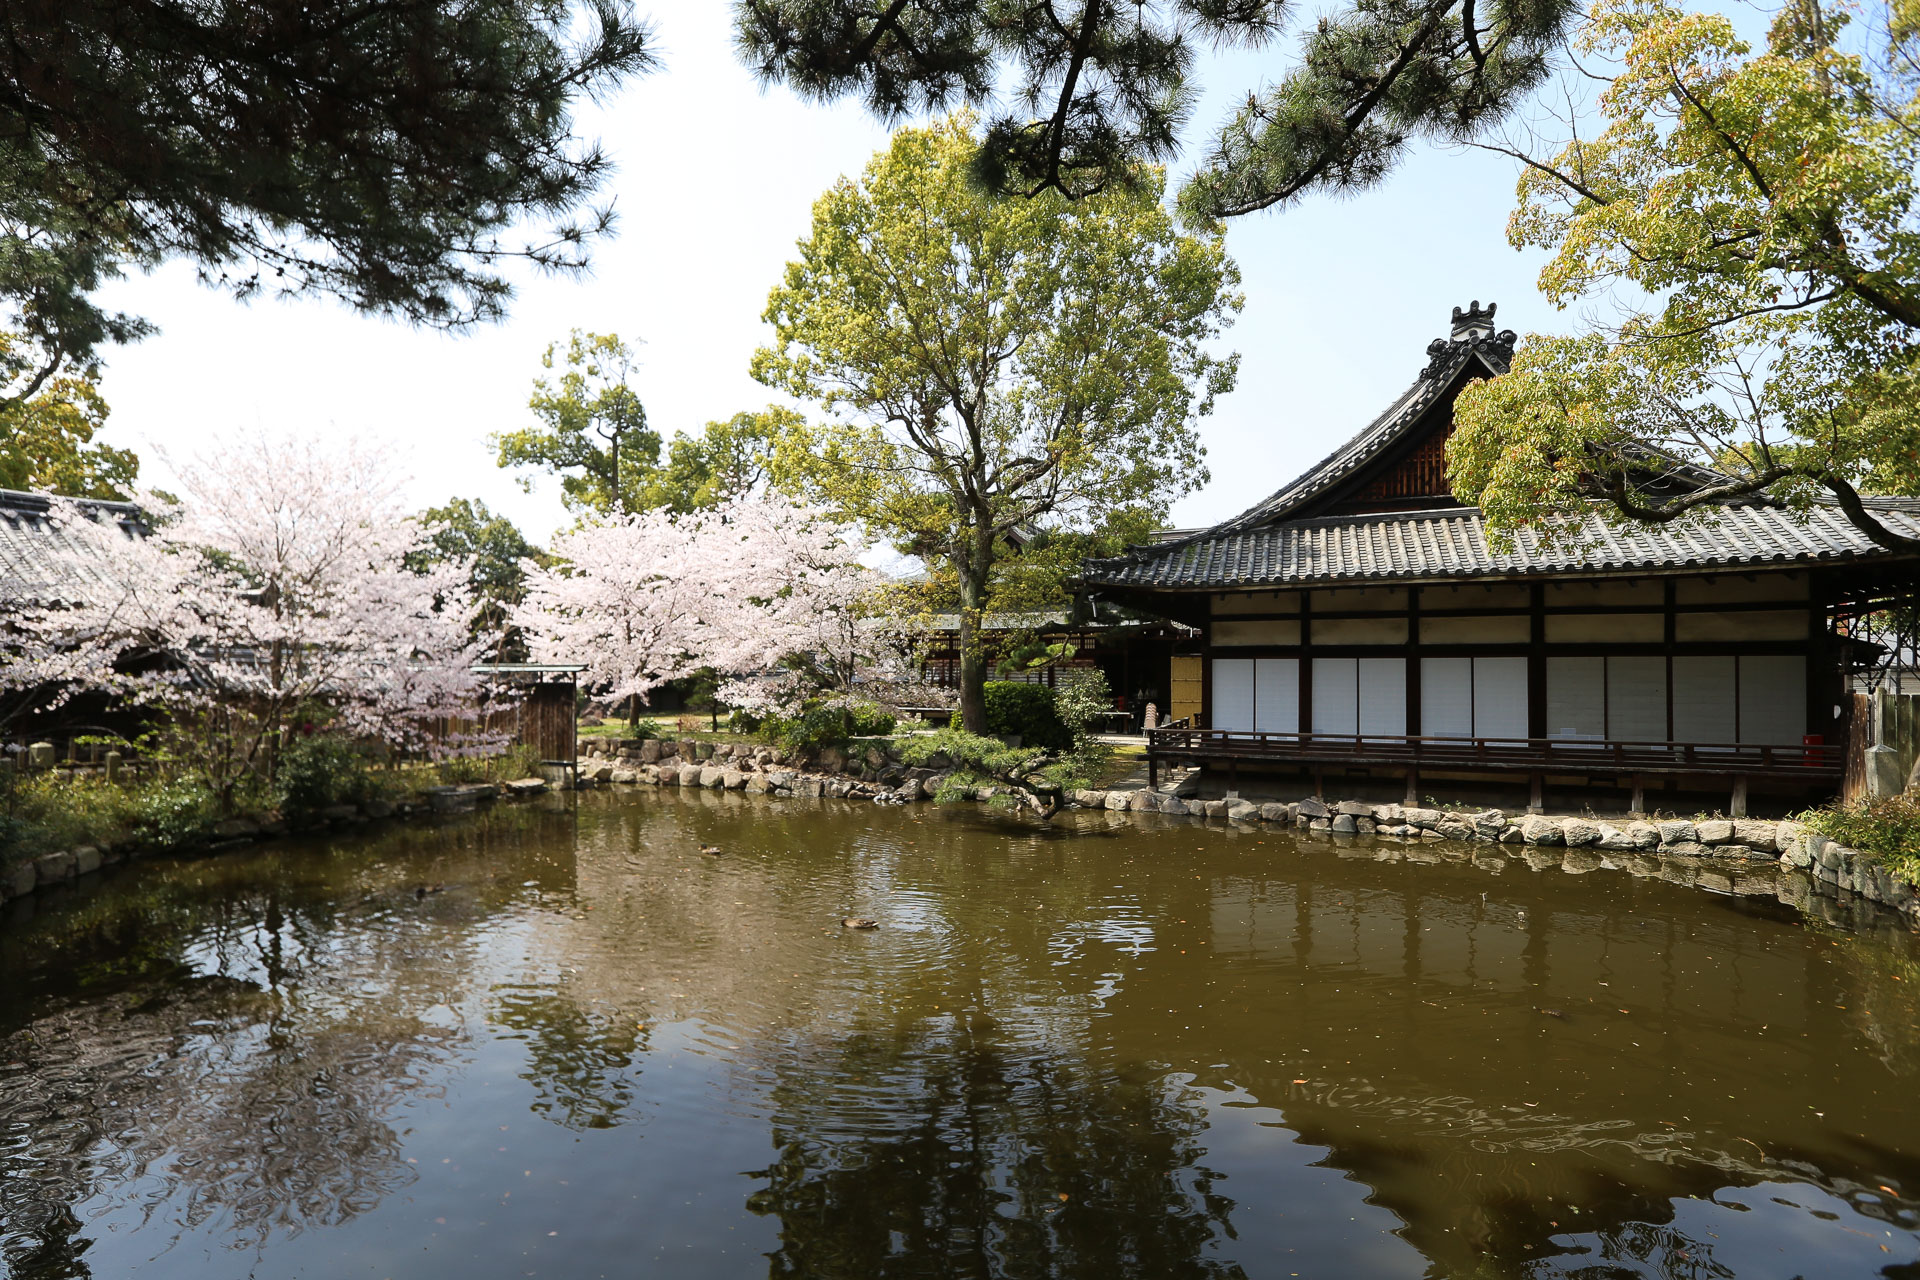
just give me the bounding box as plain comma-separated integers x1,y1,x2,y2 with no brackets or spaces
0,488,145,604
1083,502,1920,591
1196,337,1506,538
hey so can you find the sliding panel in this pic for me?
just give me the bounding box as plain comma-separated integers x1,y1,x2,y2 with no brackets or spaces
1421,656,1474,738
1738,654,1806,745
1546,655,1606,741
1672,655,1737,746
1252,658,1300,734
1358,658,1407,738
1606,655,1668,743
1211,658,1255,734
1312,658,1359,736
1473,656,1530,742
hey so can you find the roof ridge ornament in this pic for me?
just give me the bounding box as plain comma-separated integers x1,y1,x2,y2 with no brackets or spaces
1421,299,1516,380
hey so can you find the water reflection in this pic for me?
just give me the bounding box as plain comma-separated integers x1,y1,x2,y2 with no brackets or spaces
0,791,1917,1279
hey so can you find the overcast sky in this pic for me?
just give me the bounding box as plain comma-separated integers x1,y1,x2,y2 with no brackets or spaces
92,0,1555,546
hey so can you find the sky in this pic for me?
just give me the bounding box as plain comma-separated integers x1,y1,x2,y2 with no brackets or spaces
92,0,1557,546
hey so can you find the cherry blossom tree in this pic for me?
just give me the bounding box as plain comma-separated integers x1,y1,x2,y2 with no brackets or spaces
1,434,490,805
513,497,886,712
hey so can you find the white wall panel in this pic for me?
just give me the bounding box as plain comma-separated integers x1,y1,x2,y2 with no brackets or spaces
1253,658,1300,734
1421,657,1474,738
1358,658,1407,737
1673,655,1737,745
1212,658,1255,733
1474,657,1530,741
1547,656,1606,740
1313,658,1358,736
1607,656,1668,742
1739,655,1805,745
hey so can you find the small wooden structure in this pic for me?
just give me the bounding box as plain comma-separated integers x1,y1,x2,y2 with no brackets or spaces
472,664,584,787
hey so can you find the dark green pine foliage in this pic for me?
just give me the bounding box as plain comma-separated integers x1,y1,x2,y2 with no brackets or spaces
0,0,656,370
733,0,1572,216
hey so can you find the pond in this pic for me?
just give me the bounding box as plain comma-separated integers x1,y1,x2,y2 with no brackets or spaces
3,789,1919,1279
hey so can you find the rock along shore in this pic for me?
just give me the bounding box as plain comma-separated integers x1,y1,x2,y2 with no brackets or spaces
5,733,1911,932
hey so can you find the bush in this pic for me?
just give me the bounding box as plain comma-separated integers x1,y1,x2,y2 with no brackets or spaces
898,727,1050,808
983,682,1069,751
130,776,225,850
1801,793,1920,883
432,743,543,785
0,771,226,859
762,699,898,756
276,735,376,816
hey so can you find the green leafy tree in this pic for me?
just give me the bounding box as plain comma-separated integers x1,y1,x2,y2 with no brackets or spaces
734,0,1573,213
0,0,655,375
754,115,1240,733
0,330,137,497
494,331,659,514
1450,0,1920,553
635,406,799,512
408,499,548,657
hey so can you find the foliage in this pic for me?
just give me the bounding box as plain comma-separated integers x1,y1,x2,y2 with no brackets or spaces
0,0,655,380
0,771,227,860
760,699,898,756
431,743,544,785
896,727,1060,814
982,682,1070,751
0,433,491,808
1801,793,1920,884
496,331,658,515
637,407,799,513
275,735,377,817
735,0,1572,213
1450,0,1920,552
0,329,138,498
514,497,884,710
409,498,547,656
1052,669,1116,787
757,114,1239,732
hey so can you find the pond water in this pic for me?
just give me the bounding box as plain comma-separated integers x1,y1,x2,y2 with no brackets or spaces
4,790,1920,1280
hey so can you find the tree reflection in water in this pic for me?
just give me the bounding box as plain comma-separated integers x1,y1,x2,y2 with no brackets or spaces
748,1017,1246,1280
491,986,647,1130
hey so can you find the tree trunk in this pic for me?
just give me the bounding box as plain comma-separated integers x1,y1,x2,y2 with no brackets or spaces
955,529,995,735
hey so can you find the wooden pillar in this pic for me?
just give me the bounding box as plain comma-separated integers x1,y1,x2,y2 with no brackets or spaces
1731,775,1749,819
1314,769,1325,800
1529,772,1544,814
1404,767,1420,806
1629,775,1646,819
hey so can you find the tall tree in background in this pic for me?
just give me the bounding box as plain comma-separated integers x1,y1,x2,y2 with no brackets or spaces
638,407,800,512
1449,0,1920,553
494,331,657,514
409,499,548,658
0,0,655,384
0,328,137,498
734,0,1573,215
755,116,1240,733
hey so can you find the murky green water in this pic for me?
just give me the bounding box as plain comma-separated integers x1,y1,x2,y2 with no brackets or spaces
4,790,1919,1279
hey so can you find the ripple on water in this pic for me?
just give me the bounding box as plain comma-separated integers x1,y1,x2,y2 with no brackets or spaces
0,789,1916,1279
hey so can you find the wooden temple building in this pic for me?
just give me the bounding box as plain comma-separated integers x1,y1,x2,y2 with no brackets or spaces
1078,303,1920,814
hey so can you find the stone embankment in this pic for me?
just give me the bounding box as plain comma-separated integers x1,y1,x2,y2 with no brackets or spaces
8,731,1912,930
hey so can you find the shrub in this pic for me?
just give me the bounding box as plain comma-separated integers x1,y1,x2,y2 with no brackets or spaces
983,682,1069,750
1801,793,1920,883
433,743,543,785
898,727,1051,808
129,776,225,850
276,735,376,816
762,699,897,756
